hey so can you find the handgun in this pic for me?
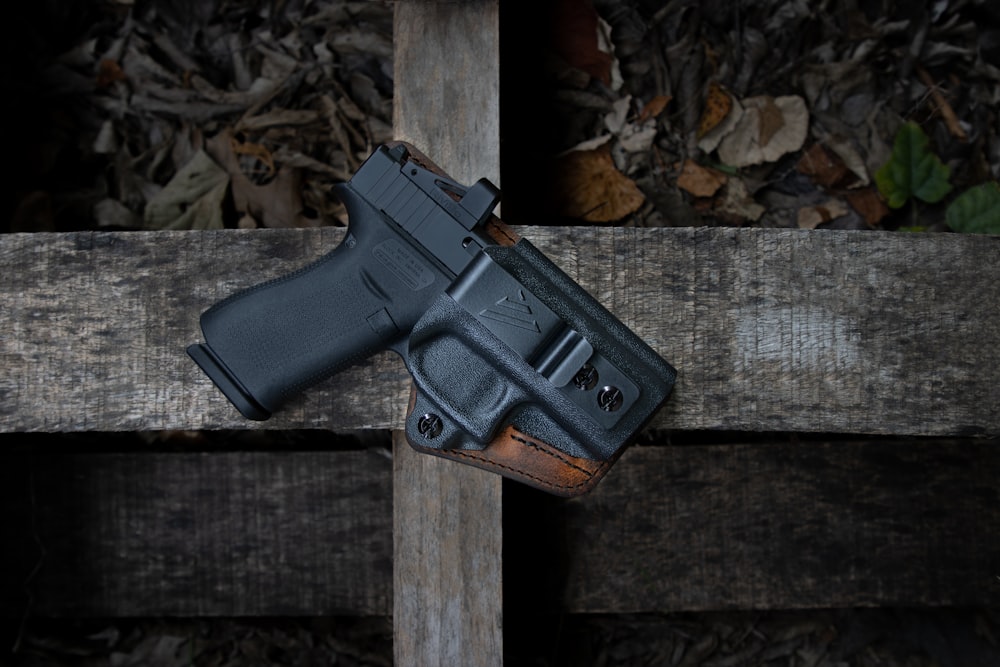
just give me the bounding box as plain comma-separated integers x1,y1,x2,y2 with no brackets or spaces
188,142,676,496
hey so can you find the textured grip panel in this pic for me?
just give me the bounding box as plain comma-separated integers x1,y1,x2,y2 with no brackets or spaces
196,246,388,416
190,183,453,419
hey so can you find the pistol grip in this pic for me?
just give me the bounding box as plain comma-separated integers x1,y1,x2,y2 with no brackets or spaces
189,183,453,419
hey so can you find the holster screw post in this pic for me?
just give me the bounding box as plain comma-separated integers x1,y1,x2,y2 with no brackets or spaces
418,413,444,439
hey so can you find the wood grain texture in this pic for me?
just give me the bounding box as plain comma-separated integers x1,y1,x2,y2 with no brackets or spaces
393,2,501,188
0,443,392,617
392,433,504,663
2,227,998,436
391,2,503,666
505,438,1000,613
3,439,996,617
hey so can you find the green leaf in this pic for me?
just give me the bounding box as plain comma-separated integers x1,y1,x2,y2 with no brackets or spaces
874,121,952,208
946,182,1000,234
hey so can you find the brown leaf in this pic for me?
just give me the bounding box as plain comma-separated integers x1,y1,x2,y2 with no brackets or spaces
236,109,322,133
797,199,849,229
552,0,613,87
551,149,645,222
677,160,727,198
229,135,276,181
824,137,870,187
206,127,316,228
845,187,890,226
96,59,126,89
697,97,743,154
637,94,671,124
697,81,733,138
756,97,784,147
797,142,851,189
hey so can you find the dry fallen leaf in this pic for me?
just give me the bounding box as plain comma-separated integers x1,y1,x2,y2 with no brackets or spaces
714,178,765,223
566,134,613,153
142,149,228,230
230,135,276,182
552,0,614,87
604,96,632,135
823,136,870,186
845,187,890,226
637,94,671,124
551,148,645,222
797,142,852,189
619,125,658,153
797,199,849,229
604,95,658,153
697,96,743,154
756,96,785,146
677,160,728,198
206,127,317,228
697,81,733,138
96,58,126,89
798,140,871,194
235,109,322,133
717,95,810,168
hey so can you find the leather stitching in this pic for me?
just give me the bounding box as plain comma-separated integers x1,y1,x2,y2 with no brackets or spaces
508,433,597,476
443,448,606,492
435,430,613,493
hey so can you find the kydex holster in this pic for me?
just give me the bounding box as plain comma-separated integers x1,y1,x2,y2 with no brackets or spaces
188,142,676,496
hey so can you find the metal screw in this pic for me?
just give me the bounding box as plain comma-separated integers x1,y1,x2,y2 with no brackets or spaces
597,386,623,412
573,364,599,391
417,413,443,439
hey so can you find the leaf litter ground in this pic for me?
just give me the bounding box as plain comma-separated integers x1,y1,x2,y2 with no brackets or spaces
3,0,999,665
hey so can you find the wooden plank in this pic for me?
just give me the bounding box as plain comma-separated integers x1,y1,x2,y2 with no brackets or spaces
505,438,1000,614
0,440,392,617
4,438,997,617
391,2,503,666
1,228,998,436
392,433,503,663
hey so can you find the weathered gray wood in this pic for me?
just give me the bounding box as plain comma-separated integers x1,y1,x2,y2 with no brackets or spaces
392,433,503,663
4,438,997,617
2,228,998,436
0,227,401,432
506,437,1000,613
391,2,503,666
0,442,392,617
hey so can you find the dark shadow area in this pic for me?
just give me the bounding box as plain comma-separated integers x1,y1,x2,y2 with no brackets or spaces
504,608,1000,667
2,616,393,666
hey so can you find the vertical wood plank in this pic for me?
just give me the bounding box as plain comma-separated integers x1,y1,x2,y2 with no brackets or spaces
391,2,503,666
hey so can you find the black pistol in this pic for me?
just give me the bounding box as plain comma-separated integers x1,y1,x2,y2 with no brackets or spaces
188,142,676,496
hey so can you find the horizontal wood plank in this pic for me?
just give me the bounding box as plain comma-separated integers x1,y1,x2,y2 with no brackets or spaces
1,227,998,436
0,440,393,617
3,437,997,616
506,437,1000,613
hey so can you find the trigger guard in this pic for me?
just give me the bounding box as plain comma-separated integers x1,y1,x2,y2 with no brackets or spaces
403,379,618,498
402,238,677,466
403,297,532,452
403,291,609,461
